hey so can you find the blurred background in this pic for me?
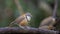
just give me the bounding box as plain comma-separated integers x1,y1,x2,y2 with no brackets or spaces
0,0,60,30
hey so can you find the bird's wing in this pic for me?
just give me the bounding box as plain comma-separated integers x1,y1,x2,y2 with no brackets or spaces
14,16,25,24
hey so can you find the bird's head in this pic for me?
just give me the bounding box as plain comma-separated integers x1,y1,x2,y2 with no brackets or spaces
25,12,32,21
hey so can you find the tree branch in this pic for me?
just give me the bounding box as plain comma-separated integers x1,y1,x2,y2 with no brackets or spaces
0,27,59,34
52,0,58,18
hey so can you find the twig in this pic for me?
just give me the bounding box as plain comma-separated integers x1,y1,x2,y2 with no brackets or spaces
52,0,58,18
0,27,59,34
14,0,24,15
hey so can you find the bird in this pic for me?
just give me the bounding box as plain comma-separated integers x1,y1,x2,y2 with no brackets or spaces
9,12,32,30
39,16,56,30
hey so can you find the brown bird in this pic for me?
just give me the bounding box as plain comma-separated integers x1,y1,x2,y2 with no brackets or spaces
39,16,56,30
9,12,32,30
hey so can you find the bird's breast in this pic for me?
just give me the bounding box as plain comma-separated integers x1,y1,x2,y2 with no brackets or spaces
19,19,28,26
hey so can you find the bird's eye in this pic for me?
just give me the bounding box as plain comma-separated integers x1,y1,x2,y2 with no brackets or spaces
26,16,31,21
